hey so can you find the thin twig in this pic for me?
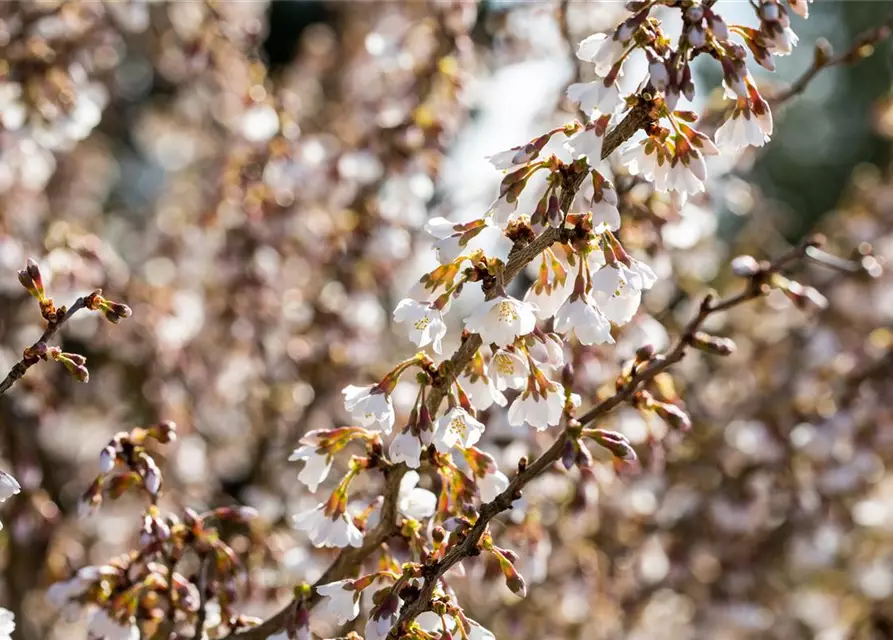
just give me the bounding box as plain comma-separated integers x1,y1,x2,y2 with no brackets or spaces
0,297,90,396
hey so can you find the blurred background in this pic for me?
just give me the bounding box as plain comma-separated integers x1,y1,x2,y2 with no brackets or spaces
1,1,893,638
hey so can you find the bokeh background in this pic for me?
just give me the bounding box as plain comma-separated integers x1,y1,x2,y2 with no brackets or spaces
2,1,893,638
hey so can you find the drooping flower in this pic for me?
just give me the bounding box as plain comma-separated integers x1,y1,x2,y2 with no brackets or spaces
589,263,648,326
288,445,333,493
715,81,773,151
508,380,566,431
342,384,395,434
524,250,571,321
315,580,360,625
365,593,402,640
565,114,611,165
489,348,530,391
486,133,550,170
566,80,622,117
392,298,448,353
397,471,437,520
459,354,507,411
389,429,423,469
576,31,630,77
463,295,538,347
426,217,514,264
554,292,615,344
479,469,510,503
433,407,486,453
293,504,364,549
621,134,673,191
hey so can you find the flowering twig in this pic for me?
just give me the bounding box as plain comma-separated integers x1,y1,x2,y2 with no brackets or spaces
391,236,824,629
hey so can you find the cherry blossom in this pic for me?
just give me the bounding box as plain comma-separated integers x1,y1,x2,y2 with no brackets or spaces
459,360,507,412
342,384,396,434
393,298,448,353
288,445,332,493
0,609,13,640
566,80,621,117
293,504,363,549
554,292,615,344
464,295,538,347
389,429,423,469
589,263,646,326
576,32,628,77
315,579,360,625
397,471,437,520
489,348,530,391
479,469,510,503
433,407,486,452
508,381,566,431
524,251,571,321
426,218,514,265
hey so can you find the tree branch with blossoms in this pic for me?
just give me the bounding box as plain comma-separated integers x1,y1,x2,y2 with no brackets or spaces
37,1,880,639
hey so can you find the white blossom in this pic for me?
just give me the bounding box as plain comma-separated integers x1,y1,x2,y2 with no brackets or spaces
393,299,447,353
288,445,332,492
554,293,615,344
508,382,566,431
459,369,507,411
0,608,13,640
433,407,485,452
479,469,510,503
566,80,621,116
715,106,773,150
315,580,360,625
463,295,537,347
468,620,497,640
427,219,514,265
621,137,671,191
576,32,627,76
365,606,401,640
487,194,520,228
87,609,139,640
293,504,363,549
589,264,645,326
398,471,437,520
565,124,605,165
765,26,799,55
342,384,395,434
489,349,530,391
524,252,571,321
389,430,423,469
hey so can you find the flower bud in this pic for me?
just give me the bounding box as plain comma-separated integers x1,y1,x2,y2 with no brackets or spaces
561,439,577,471
588,429,637,461
690,332,737,356
99,446,117,474
653,402,692,432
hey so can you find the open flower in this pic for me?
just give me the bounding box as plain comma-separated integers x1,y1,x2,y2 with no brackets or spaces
566,80,621,117
293,504,363,549
589,263,645,326
464,295,537,347
342,384,395,434
554,292,615,344
576,31,628,77
621,135,672,191
315,580,360,625
397,471,437,520
489,348,530,391
508,381,566,431
389,429,423,469
288,446,332,493
459,357,507,411
393,298,448,353
426,217,514,264
524,251,571,321
0,608,13,640
433,407,485,452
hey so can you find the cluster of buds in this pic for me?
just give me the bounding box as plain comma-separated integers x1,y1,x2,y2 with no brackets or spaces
51,422,261,638
85,289,133,324
82,421,177,513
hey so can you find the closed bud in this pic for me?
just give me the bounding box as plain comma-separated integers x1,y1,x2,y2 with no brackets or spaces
150,420,177,443
99,446,117,474
561,439,577,471
503,565,527,598
730,255,762,277
589,429,637,461
690,331,737,356
561,362,575,389
653,402,692,432
576,442,593,468
814,37,833,66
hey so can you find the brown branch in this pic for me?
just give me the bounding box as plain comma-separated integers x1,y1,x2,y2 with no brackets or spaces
770,16,893,107
0,296,90,396
227,465,407,640
391,238,820,630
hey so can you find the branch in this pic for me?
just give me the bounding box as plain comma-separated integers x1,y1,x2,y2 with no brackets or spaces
227,465,408,640
230,103,655,640
0,296,89,396
425,104,654,415
391,238,820,630
770,16,893,107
